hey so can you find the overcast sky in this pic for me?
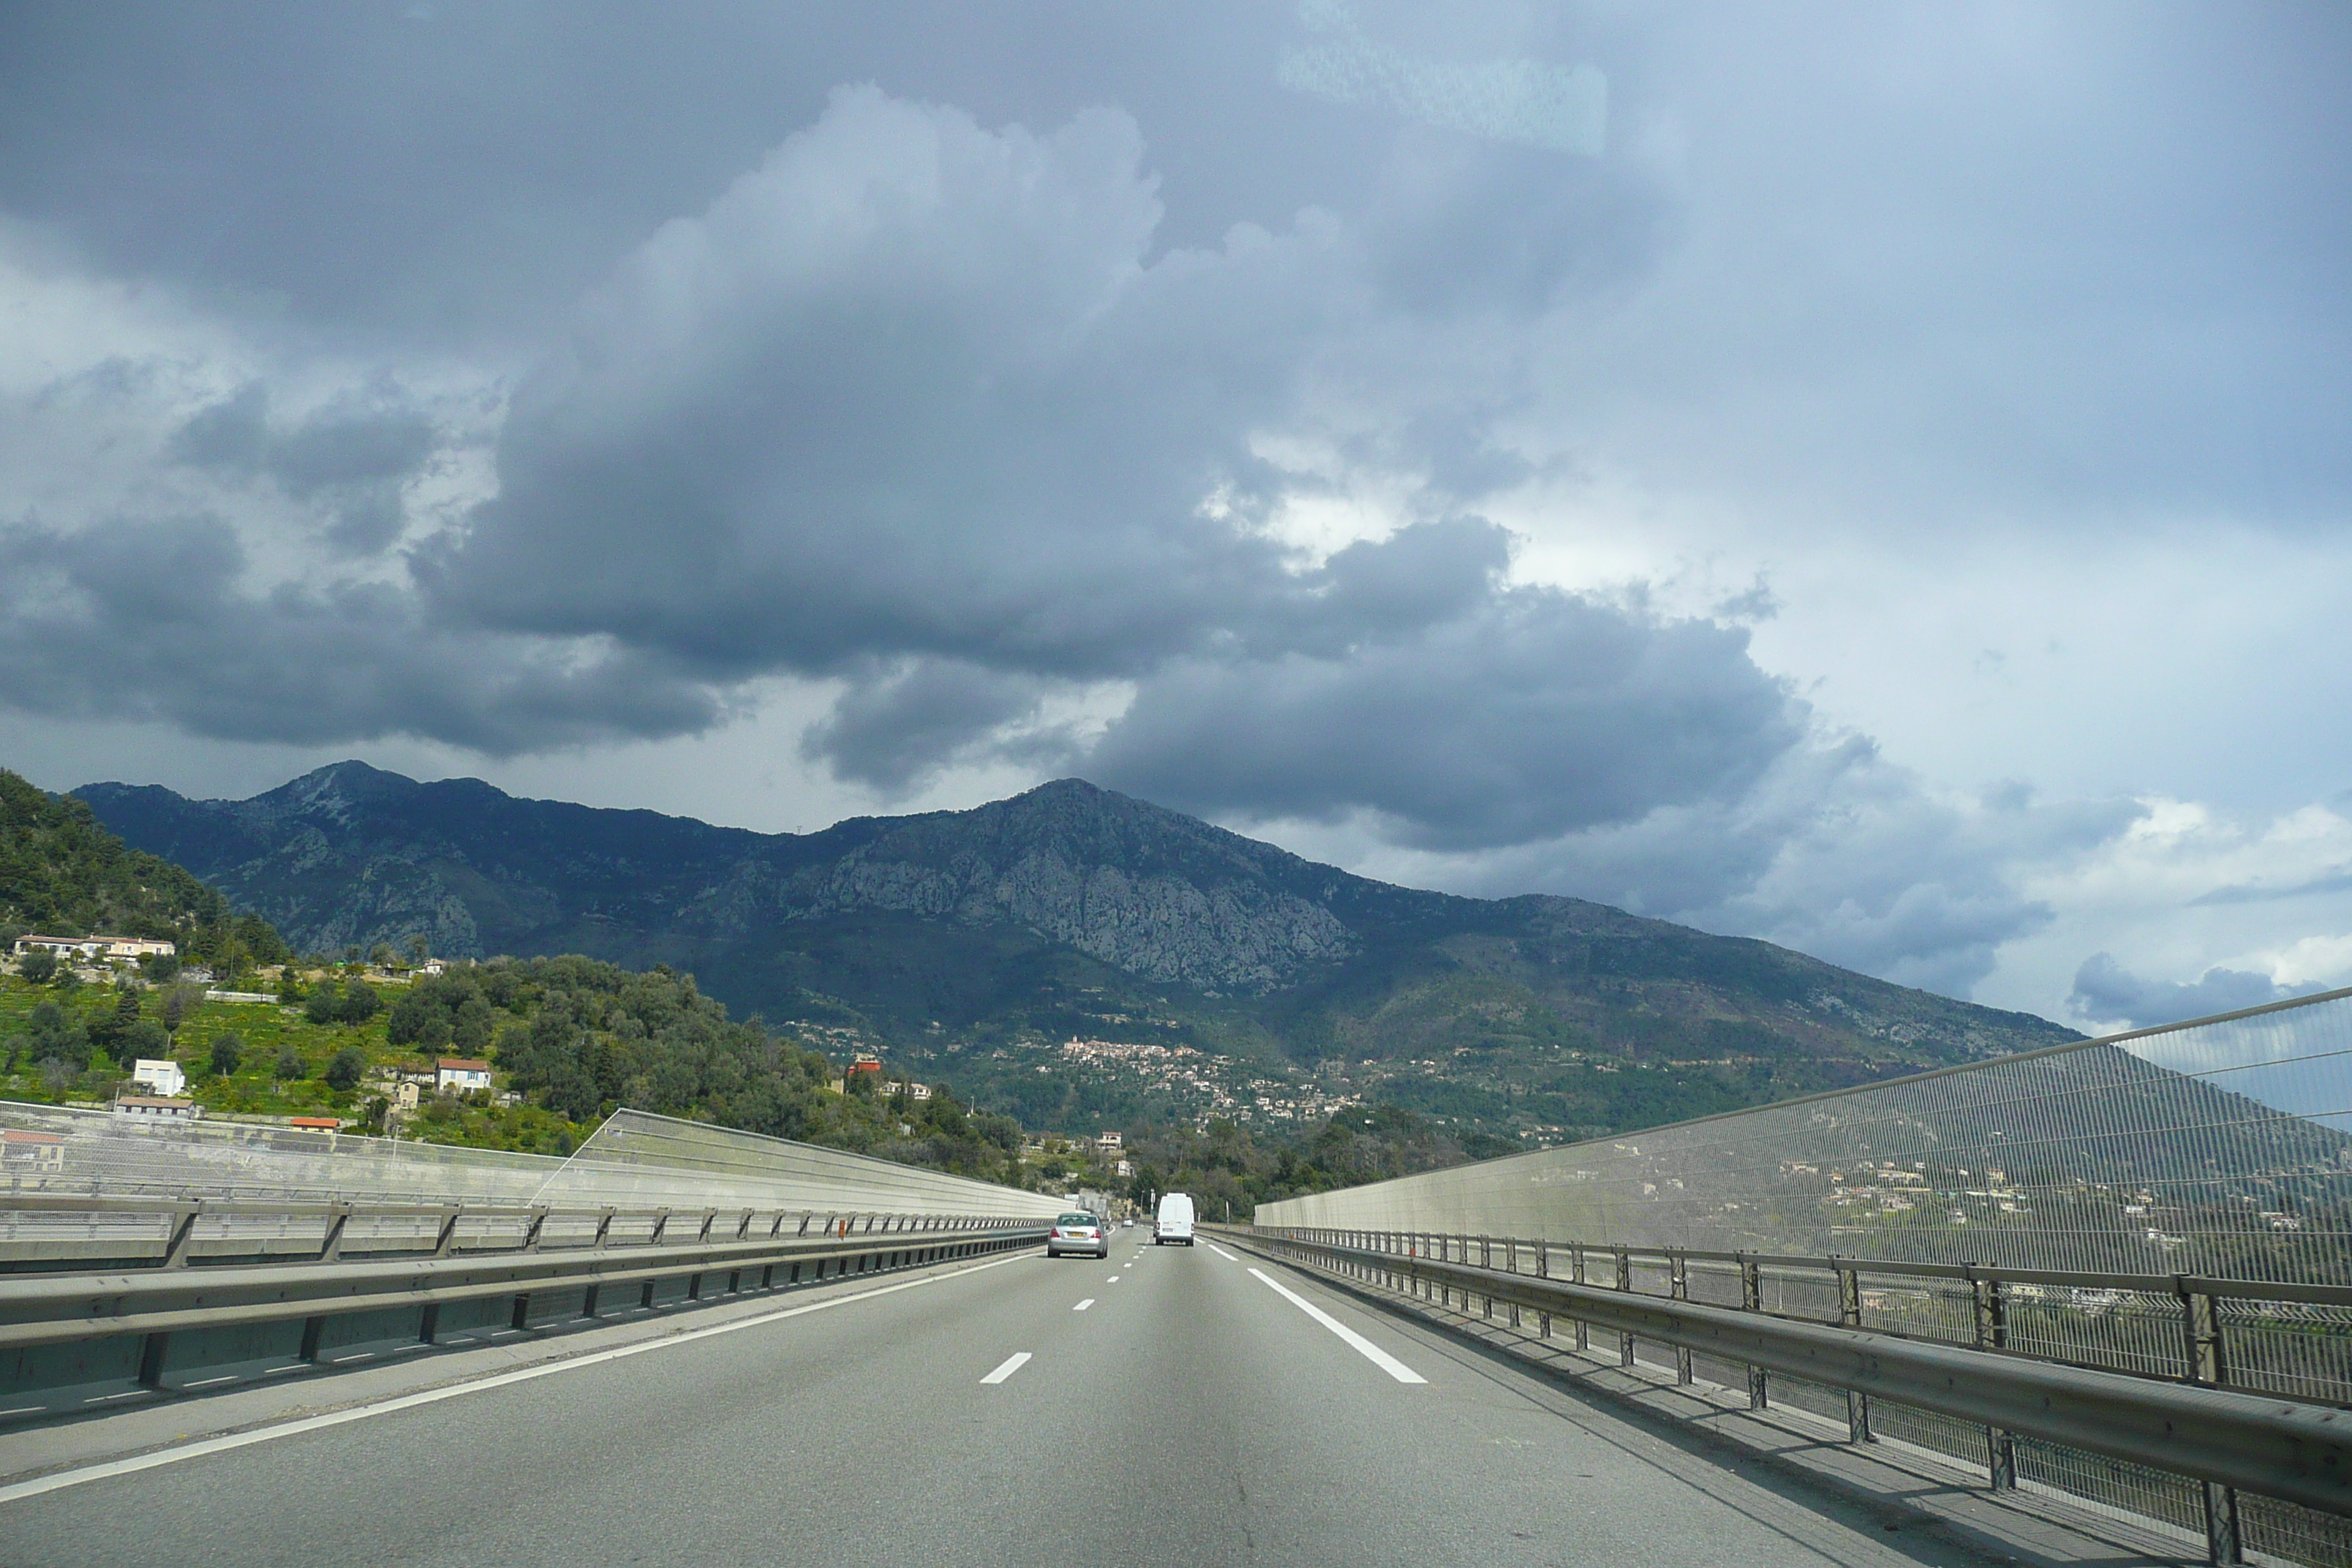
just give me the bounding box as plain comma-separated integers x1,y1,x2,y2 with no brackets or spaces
2,1,2346,1031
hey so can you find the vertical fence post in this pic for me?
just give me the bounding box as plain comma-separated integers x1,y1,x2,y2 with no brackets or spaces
1615,1246,1634,1367
1836,1262,1873,1443
1572,1244,1590,1352
1670,1251,1693,1384
2181,1283,2244,1566
1972,1269,2016,1490
1537,1240,1552,1338
1741,1254,1768,1410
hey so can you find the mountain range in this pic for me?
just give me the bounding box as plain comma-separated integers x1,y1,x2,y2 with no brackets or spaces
73,763,2084,1139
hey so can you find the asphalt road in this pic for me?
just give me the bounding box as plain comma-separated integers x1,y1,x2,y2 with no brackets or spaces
0,1235,1978,1568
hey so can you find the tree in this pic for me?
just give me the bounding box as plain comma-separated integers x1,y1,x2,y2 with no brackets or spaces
339,980,382,1025
273,1042,305,1079
209,1032,244,1077
407,933,430,967
276,968,304,1004
304,979,342,1025
23,1000,88,1070
17,949,56,984
324,1045,366,1092
386,988,453,1050
159,984,199,1036
87,987,141,1057
119,1019,168,1062
367,943,396,970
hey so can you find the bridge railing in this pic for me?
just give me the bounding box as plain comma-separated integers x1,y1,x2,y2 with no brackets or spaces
1249,989,2352,1567
1241,1225,2352,1566
0,1101,1062,1417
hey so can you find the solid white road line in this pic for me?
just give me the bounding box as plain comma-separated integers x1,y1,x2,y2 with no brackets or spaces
1248,1267,1425,1384
0,1249,1036,1506
1074,1298,1095,1311
1206,1243,1238,1261
979,1352,1033,1385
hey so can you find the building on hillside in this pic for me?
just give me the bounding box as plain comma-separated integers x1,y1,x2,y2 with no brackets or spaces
288,1116,342,1132
845,1059,885,1084
13,935,177,963
113,1096,200,1120
436,1058,493,1093
132,1058,187,1097
1093,1131,1123,1151
0,1129,65,1172
893,1080,933,1100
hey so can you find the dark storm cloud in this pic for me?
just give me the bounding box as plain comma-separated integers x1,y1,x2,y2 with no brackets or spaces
804,661,1059,795
0,516,716,752
172,382,438,555
1093,579,1800,850
404,87,1797,843
2069,953,2320,1031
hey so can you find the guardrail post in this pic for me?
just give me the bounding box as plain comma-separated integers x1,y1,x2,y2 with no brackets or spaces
649,1209,671,1246
1670,1251,1693,1384
2180,1283,2244,1565
319,1202,351,1262
510,1293,531,1332
1537,1240,1552,1338
1615,1247,1634,1367
1571,1244,1589,1352
1741,1254,1767,1409
1836,1262,1873,1443
418,1303,439,1345
1970,1269,2016,1489
432,1205,462,1258
595,1209,615,1249
523,1207,549,1253
136,1330,170,1389
299,1315,325,1364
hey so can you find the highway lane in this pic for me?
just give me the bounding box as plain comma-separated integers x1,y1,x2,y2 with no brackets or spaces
0,1234,1982,1567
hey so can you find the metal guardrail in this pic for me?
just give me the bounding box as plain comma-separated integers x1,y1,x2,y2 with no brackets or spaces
0,1194,1047,1396
1243,1226,2352,1558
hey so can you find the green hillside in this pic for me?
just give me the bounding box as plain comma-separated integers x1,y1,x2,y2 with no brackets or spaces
0,768,287,975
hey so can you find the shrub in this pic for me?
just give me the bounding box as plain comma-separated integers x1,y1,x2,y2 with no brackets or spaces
323,1045,366,1092
17,950,56,984
273,1042,305,1079
208,1032,244,1077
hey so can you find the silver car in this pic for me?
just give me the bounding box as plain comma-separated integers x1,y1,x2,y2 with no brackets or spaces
1045,1211,1109,1259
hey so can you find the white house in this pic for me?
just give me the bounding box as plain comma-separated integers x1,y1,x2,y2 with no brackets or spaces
437,1058,493,1093
132,1058,187,1097
14,935,177,964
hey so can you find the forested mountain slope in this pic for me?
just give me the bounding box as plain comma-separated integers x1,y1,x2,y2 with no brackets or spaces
78,764,2084,1139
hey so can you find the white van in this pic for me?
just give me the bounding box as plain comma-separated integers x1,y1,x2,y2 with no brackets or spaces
1153,1191,1196,1246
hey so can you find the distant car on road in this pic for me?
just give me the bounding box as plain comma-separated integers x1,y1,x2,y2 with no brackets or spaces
1047,1211,1109,1259
1153,1191,1196,1246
